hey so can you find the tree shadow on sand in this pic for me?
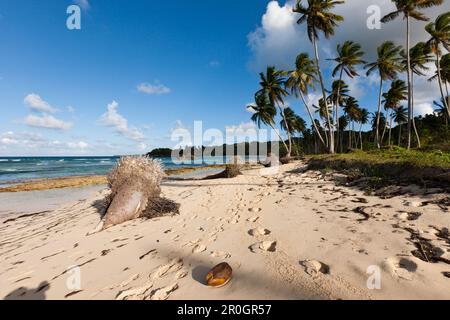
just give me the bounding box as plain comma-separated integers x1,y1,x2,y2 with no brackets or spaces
4,281,50,300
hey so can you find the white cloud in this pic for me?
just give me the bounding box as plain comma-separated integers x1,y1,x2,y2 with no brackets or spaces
67,106,76,113
24,114,73,130
137,81,171,95
247,1,306,71
24,93,57,114
74,0,90,10
98,100,145,142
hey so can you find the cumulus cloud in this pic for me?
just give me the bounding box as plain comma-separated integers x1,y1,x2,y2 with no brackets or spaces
247,0,307,71
0,131,91,155
24,93,57,114
98,100,145,142
137,81,171,95
24,114,73,130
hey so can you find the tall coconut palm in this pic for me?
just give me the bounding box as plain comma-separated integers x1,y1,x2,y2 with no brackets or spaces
285,52,326,146
258,66,292,157
365,41,403,148
381,0,444,150
343,96,360,149
313,98,333,147
248,92,290,153
430,53,450,98
294,0,345,154
382,80,408,146
371,111,386,136
393,105,408,146
401,41,434,147
426,12,450,120
357,108,369,150
327,80,349,151
328,41,366,150
281,108,307,140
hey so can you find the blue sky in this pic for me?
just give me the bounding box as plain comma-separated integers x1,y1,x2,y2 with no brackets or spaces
0,0,447,156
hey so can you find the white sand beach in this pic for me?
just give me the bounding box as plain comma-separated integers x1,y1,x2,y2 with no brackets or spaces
1,161,449,300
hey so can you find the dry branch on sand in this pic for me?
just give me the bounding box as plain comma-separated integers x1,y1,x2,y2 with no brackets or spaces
87,156,179,235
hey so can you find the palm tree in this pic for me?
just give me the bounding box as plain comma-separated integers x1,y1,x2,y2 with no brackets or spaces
381,0,444,150
371,111,386,136
401,41,434,148
393,105,408,146
338,115,348,150
294,0,345,154
357,108,369,150
285,52,326,146
365,41,403,148
343,96,360,149
328,40,365,150
313,98,333,147
426,12,450,120
382,80,408,146
434,96,450,126
248,92,290,153
430,53,450,98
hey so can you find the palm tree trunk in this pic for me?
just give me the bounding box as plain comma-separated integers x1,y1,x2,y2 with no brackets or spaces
411,74,421,148
398,123,402,146
436,50,450,120
388,111,393,147
381,112,388,146
348,122,352,149
299,92,326,146
406,15,413,150
277,103,292,157
375,77,383,148
312,33,334,153
323,123,329,147
359,123,363,150
268,123,289,157
335,68,344,152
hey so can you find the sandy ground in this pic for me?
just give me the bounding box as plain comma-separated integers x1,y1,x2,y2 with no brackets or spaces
0,161,449,300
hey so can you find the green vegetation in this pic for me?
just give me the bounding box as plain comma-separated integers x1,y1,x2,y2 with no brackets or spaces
308,148,450,187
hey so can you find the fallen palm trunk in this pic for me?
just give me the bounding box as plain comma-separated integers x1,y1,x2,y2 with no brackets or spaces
88,156,178,235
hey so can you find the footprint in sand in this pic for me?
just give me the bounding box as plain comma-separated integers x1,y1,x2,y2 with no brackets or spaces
210,251,231,259
192,244,207,253
248,227,271,236
383,257,417,281
249,207,262,213
247,216,259,223
249,241,277,253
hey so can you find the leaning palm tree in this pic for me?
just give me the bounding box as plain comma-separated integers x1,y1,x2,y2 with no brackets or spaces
258,66,292,156
393,105,408,146
401,41,434,148
285,52,326,146
365,41,403,148
426,12,450,120
248,92,290,154
281,108,307,156
293,0,344,154
328,40,365,150
357,108,369,150
382,80,408,147
381,0,444,150
430,53,450,99
434,96,450,127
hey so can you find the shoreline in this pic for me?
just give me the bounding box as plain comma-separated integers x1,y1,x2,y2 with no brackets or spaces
0,164,230,193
